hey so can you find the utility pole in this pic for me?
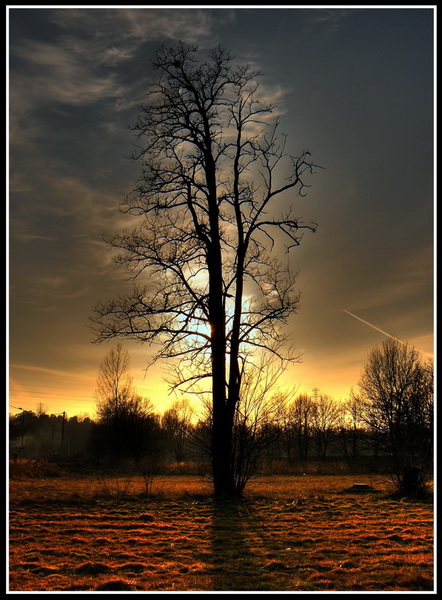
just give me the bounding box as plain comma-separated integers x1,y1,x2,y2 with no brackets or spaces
312,388,322,402
20,411,25,449
51,420,55,456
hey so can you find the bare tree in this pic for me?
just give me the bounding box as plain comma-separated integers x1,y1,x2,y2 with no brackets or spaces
311,393,341,461
92,43,318,497
290,393,315,462
231,353,289,495
191,351,289,495
93,344,160,462
35,403,48,418
357,338,434,496
95,343,134,422
161,398,194,462
338,392,365,468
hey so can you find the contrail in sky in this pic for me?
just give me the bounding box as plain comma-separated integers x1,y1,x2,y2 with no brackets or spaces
343,310,407,346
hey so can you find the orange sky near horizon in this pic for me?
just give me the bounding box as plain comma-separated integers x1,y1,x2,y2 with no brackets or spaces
8,320,434,420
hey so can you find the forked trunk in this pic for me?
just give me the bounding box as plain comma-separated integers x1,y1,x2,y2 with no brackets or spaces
211,404,236,497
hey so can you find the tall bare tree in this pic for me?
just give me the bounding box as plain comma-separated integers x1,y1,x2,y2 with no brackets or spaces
357,338,434,496
92,43,318,497
94,344,159,461
95,343,134,422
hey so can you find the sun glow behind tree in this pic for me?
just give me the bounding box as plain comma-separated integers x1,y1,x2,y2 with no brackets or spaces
91,43,319,496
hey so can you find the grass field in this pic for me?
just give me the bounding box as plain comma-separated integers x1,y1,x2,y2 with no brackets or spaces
8,471,434,592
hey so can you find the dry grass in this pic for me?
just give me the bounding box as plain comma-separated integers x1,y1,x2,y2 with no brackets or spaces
8,473,434,592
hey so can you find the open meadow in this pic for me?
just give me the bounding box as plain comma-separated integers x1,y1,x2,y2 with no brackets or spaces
8,470,434,592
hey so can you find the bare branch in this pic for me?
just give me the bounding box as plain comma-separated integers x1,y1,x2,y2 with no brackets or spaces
91,43,320,496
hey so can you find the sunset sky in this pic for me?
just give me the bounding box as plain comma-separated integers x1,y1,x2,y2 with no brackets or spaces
8,6,435,419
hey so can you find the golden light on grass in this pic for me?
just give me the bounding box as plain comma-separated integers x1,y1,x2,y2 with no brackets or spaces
9,474,434,592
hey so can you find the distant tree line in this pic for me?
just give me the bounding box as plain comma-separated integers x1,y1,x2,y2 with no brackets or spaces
7,386,431,473
6,394,354,463
9,339,433,497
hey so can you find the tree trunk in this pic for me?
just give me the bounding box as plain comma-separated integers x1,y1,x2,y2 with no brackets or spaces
212,402,236,496
210,323,236,496
205,149,237,497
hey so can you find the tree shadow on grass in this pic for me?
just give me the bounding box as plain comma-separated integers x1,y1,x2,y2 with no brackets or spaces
208,498,288,592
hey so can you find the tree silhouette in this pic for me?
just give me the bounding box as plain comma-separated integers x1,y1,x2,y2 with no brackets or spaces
162,399,194,462
311,393,341,461
94,343,134,422
92,43,318,497
93,344,159,461
230,353,287,495
283,393,316,462
356,338,433,496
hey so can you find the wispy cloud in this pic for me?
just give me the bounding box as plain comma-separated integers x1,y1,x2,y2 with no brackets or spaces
9,8,219,133
51,8,217,48
10,363,88,379
10,39,127,109
303,8,354,33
